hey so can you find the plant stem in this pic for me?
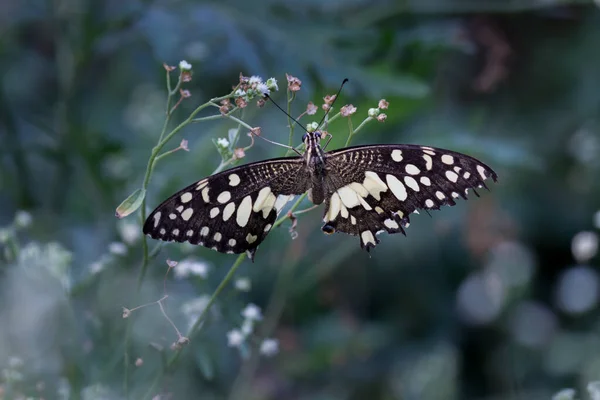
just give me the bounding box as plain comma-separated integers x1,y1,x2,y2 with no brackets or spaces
143,253,246,399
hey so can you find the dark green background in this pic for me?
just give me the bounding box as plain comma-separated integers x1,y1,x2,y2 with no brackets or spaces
1,0,600,399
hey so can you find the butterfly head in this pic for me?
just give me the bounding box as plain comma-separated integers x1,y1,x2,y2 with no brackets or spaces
302,131,322,149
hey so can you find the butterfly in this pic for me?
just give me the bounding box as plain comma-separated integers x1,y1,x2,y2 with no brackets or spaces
143,131,497,261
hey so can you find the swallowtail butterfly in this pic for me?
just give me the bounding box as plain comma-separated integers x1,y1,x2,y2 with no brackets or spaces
143,132,497,261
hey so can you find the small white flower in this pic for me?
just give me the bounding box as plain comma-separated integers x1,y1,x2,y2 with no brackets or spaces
256,82,270,96
266,77,278,91
259,338,279,357
8,356,24,369
118,221,140,244
217,137,230,148
249,75,262,85
89,261,105,274
306,122,319,132
14,211,32,228
179,60,192,70
571,231,598,263
234,89,247,97
174,258,209,279
108,242,127,255
241,319,254,336
241,303,262,321
227,329,244,348
234,277,251,292
368,108,380,118
588,381,600,400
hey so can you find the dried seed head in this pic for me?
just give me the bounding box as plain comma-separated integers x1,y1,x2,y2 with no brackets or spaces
234,148,246,159
306,102,318,115
340,104,357,117
122,307,131,319
235,97,248,108
378,99,389,109
163,63,176,72
166,259,178,268
286,73,302,92
256,98,266,108
135,358,143,367
377,113,387,122
179,89,191,98
250,127,262,136
181,71,192,82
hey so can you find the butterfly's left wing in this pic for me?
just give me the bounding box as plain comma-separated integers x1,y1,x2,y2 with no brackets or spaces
321,144,498,251
143,157,309,260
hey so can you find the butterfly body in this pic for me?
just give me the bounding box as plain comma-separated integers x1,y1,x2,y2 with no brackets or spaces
143,132,497,260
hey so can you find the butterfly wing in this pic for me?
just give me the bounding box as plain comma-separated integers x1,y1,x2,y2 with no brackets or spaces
143,157,309,260
321,144,498,250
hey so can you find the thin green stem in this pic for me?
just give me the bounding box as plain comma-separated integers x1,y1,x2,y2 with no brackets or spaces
137,91,237,290
285,90,296,155
344,117,355,147
143,253,246,400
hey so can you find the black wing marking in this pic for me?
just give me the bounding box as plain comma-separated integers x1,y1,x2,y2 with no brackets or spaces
321,144,498,251
143,157,309,260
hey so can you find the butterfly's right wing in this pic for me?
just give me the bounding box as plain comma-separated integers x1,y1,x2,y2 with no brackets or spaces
321,144,498,251
143,157,309,260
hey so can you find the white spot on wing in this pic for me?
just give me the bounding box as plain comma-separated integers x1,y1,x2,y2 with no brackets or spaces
477,165,487,180
176,205,184,213
463,171,471,179
264,223,272,232
391,149,403,162
186,230,194,237
246,233,258,244
420,176,431,186
351,216,357,225
386,174,407,201
214,232,222,242
363,171,388,200
361,231,376,246
423,154,433,170
404,176,420,192
196,180,208,191
153,212,161,228
436,191,446,200
236,195,253,227
228,239,236,246
180,192,193,203
217,191,232,204
173,229,180,236
349,182,369,198
223,202,236,221
337,186,360,208
159,228,166,235
325,192,341,221
405,164,420,175
210,207,220,218
169,213,176,220
201,187,210,203
181,208,194,221
200,226,209,236
228,173,241,187
441,154,454,165
445,170,459,183
425,199,435,208
384,219,399,229
253,187,272,212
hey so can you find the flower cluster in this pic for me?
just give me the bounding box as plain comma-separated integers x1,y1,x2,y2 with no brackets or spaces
234,74,279,108
368,99,388,122
226,303,279,358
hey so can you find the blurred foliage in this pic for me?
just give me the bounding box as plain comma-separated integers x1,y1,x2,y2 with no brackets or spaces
1,0,600,399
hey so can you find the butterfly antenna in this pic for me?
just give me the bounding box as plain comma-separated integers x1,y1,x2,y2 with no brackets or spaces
264,94,309,133
317,78,349,130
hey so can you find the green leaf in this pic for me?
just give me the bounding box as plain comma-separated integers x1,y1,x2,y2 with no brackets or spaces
115,188,146,219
